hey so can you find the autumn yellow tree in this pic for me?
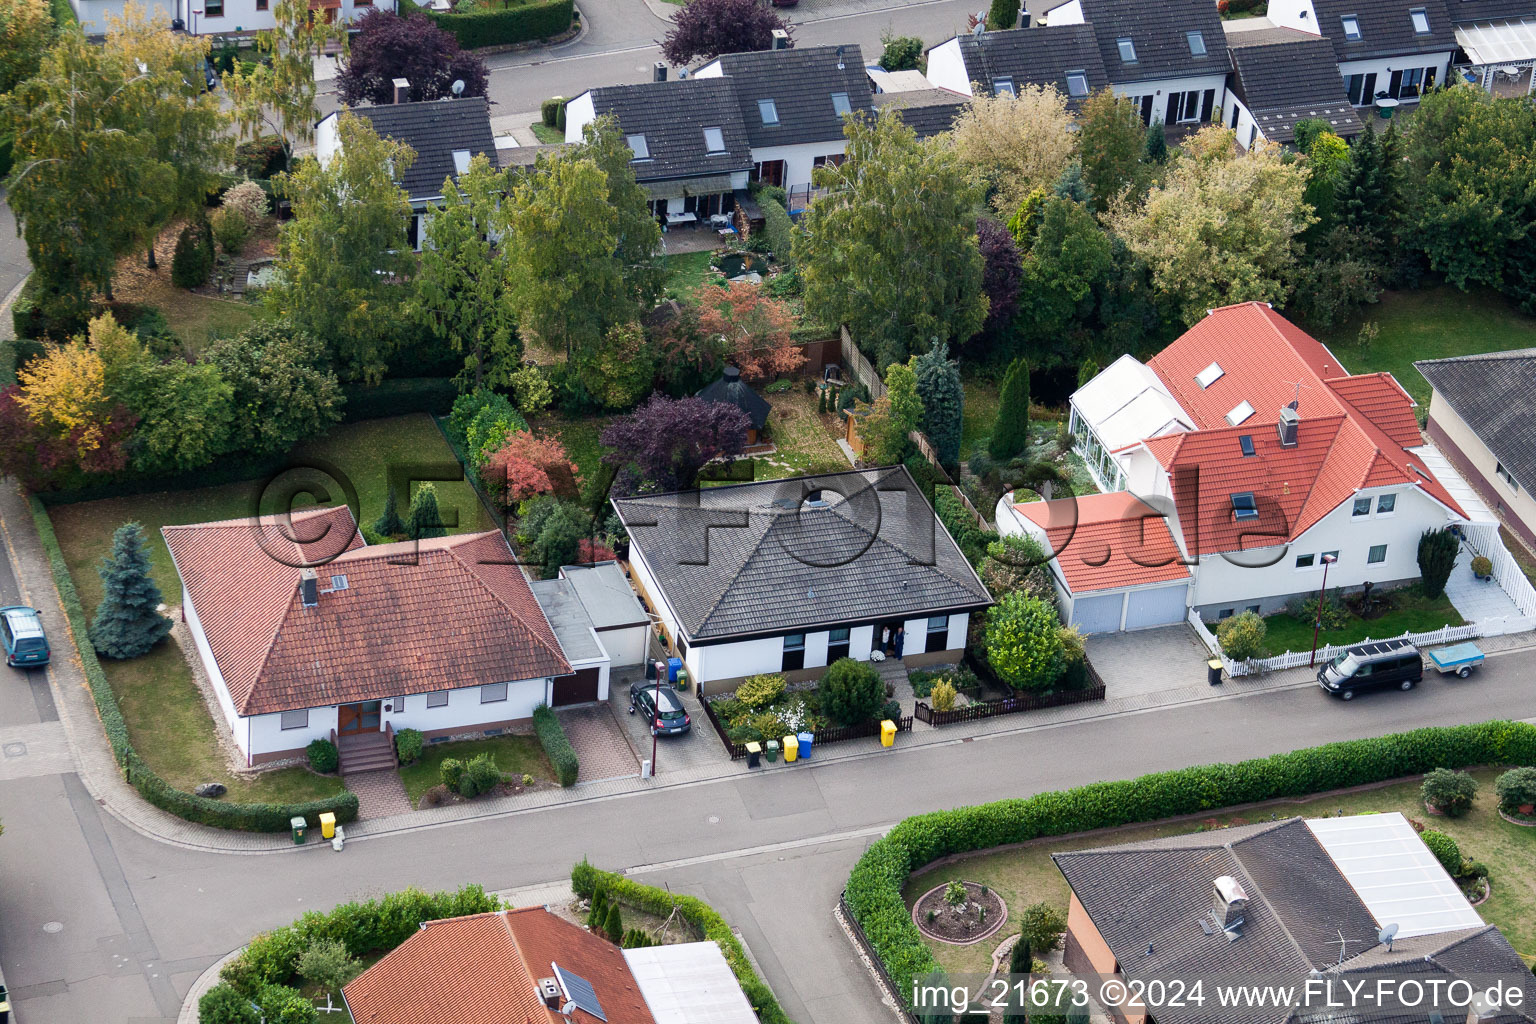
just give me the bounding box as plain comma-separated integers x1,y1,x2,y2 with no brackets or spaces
950,86,1076,217
15,321,115,455
0,0,53,96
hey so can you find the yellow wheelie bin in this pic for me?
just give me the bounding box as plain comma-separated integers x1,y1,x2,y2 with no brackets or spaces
881,719,897,747
783,733,799,762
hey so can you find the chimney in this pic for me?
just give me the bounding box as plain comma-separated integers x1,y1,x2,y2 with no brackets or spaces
1019,6,1030,25
1213,875,1249,931
535,977,561,1009
392,77,410,104
653,61,667,82
771,28,789,49
722,365,741,383
1277,404,1300,448
299,568,319,607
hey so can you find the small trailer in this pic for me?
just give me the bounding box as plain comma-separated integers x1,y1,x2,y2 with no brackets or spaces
1427,642,1486,678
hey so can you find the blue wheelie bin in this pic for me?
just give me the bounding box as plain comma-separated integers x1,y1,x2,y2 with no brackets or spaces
796,731,814,760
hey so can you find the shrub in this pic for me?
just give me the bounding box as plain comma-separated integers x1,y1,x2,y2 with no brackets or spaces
200,983,260,1024
306,739,339,774
985,592,1064,691
1288,589,1348,630
222,180,270,227
878,32,924,71
1463,860,1489,880
944,879,967,906
458,752,502,798
439,757,465,793
1417,528,1460,599
930,679,958,712
736,672,787,710
1420,767,1476,816
1216,611,1268,661
171,219,215,289
296,937,360,992
533,704,579,786
234,135,288,180
212,206,250,256
819,658,886,725
1018,901,1066,951
424,0,573,49
572,862,793,1024
604,903,623,943
392,728,423,765
1471,555,1493,577
257,984,317,1024
541,96,565,127
1420,829,1461,876
1495,765,1536,812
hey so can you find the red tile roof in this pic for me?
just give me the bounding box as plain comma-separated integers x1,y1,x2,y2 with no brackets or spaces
163,510,569,716
1014,492,1192,594
343,908,657,1024
1131,303,1463,555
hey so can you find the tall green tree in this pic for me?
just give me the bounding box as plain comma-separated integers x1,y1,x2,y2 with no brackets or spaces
989,358,1029,460
797,108,986,369
267,113,415,383
1078,89,1147,209
407,482,448,540
90,522,173,659
861,361,922,465
203,320,345,457
987,0,1019,28
1015,197,1114,362
413,154,520,390
579,116,666,313
1003,937,1032,1024
910,342,963,467
0,0,52,96
372,484,406,538
506,152,624,363
1300,129,1349,238
1335,122,1402,242
224,0,348,167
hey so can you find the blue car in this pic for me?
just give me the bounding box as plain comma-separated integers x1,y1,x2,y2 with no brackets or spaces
1,606,50,668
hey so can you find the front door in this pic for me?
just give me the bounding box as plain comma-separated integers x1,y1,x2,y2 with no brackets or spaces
338,701,382,734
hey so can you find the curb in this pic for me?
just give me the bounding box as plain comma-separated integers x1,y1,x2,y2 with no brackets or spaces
175,947,245,1024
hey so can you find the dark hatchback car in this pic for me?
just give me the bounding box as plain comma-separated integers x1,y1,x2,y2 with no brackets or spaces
1317,640,1422,700
1,606,51,668
629,681,692,736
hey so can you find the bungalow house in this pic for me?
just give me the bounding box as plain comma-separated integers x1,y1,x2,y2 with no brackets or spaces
1267,0,1456,106
613,467,992,689
163,506,615,772
1001,302,1494,631
315,83,496,251
1450,0,1536,96
1055,812,1532,1024
342,906,759,1024
1417,350,1536,552
1222,27,1365,148
696,365,772,445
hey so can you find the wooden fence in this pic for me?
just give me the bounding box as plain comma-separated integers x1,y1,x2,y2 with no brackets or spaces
700,695,913,760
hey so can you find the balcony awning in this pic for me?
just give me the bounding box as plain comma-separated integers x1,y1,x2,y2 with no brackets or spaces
1455,18,1536,65
639,175,734,200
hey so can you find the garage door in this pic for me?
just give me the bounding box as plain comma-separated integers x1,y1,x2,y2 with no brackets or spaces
1071,593,1124,635
551,667,602,706
1124,584,1190,630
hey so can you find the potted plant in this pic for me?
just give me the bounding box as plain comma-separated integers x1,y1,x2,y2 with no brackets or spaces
1471,555,1493,581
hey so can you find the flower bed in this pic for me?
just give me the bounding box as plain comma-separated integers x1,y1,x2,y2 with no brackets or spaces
912,882,1007,945
700,692,911,759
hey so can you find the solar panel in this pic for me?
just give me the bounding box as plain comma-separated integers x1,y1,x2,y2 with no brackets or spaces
554,964,607,1021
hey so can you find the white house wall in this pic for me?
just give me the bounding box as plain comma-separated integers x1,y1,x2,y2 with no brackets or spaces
1428,392,1536,540
1192,484,1454,616
750,141,847,192
597,625,649,667
1338,53,1453,103
248,706,340,761
564,93,597,143
74,0,393,37
1266,0,1319,35
1113,73,1227,126
924,38,974,96
1221,92,1264,150
182,586,246,756
315,115,342,169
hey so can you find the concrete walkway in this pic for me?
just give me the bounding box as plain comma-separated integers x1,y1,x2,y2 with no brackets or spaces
1447,546,1526,624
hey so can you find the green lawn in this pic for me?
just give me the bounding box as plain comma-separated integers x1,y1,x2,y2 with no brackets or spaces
397,735,554,807
1255,586,1463,655
906,767,1535,977
754,389,852,480
663,251,724,301
528,122,565,145
47,413,491,803
1321,285,1536,408
959,374,1002,462
532,413,610,485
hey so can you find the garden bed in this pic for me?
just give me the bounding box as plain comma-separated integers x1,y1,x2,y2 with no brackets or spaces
913,881,1007,945
398,734,556,808
700,691,912,759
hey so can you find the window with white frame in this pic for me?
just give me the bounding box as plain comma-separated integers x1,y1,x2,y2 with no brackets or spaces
1368,544,1388,564
280,709,309,730
1296,553,1316,569
626,134,649,159
993,76,1015,97
1376,493,1396,514
481,682,508,703
1353,497,1372,517
1066,71,1089,98
1323,549,1339,562
1341,14,1361,39
1186,31,1206,55
426,690,449,708
758,99,779,124
702,127,725,154
831,92,852,115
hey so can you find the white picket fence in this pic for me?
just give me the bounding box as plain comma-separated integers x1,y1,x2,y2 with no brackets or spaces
1461,521,1536,635
1190,610,1482,678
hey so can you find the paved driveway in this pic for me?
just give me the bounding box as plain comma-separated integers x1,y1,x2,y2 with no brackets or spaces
558,703,640,783
610,670,723,775
1086,624,1213,697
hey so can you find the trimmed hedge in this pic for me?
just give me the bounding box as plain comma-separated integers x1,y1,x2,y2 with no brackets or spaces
29,496,359,832
532,703,579,786
573,861,794,1024
424,0,573,49
341,377,459,422
844,720,1536,1012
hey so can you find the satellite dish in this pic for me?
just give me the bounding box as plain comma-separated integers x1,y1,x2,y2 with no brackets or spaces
971,16,985,35
451,79,465,96
1378,923,1399,951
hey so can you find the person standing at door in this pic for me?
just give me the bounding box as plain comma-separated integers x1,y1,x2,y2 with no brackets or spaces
893,626,905,660
881,625,891,653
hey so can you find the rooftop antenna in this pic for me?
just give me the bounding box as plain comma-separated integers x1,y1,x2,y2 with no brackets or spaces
1334,929,1364,966
836,45,845,69
451,79,465,96
1281,379,1311,410
1378,923,1399,953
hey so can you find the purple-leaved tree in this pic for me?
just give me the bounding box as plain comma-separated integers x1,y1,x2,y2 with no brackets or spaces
600,395,751,493
660,0,792,67
976,216,1022,341
337,10,488,106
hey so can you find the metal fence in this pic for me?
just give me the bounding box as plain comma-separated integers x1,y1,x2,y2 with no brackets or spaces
915,682,1106,725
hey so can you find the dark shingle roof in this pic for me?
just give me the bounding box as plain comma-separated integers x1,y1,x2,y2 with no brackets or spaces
1450,0,1536,24
587,78,752,183
1227,30,1365,142
1308,0,1457,60
953,24,1110,105
696,367,772,431
1416,349,1536,492
614,468,992,641
350,96,495,203
707,45,875,148
1078,0,1226,82
872,91,968,137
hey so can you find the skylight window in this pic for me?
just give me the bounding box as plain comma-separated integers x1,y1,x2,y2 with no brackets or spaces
758,99,779,125
1066,71,1089,98
1187,30,1206,55
451,150,472,175
831,92,852,115
993,76,1016,97
1239,435,1256,457
1195,361,1225,388
1410,7,1430,33
1231,492,1258,520
1225,400,1256,426
702,126,725,154
626,134,649,159
1341,14,1361,39
1117,37,1138,62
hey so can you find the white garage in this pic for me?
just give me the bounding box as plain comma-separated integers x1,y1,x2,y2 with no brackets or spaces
1069,593,1125,634
558,561,653,668
1124,583,1193,630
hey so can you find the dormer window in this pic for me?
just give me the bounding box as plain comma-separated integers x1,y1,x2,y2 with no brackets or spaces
702,126,725,154
626,133,649,159
758,99,779,125
1231,492,1258,520
451,149,471,175
1117,37,1138,62
831,92,852,115
1186,30,1206,55
993,76,1016,96
1066,70,1089,98
1410,7,1430,33
1225,400,1256,426
1341,14,1361,39
1195,361,1224,388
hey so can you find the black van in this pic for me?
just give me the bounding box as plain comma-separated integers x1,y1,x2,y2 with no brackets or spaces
1317,641,1423,700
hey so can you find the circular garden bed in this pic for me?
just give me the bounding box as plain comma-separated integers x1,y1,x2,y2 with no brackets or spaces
912,881,1007,945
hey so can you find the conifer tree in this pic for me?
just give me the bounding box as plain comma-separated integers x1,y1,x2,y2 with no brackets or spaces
407,482,448,540
603,904,623,944
910,342,964,467
90,522,173,659
988,359,1031,460
372,484,405,538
